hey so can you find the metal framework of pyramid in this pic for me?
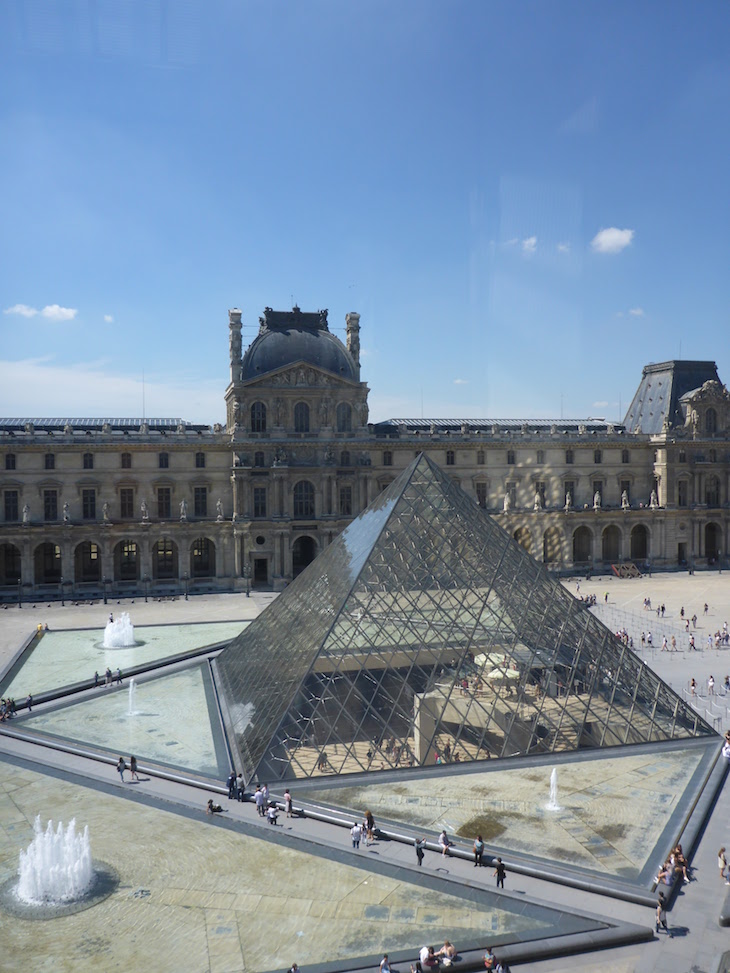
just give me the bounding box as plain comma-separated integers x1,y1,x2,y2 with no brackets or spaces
214,454,714,784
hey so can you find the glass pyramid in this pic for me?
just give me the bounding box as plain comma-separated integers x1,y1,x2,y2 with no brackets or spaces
214,454,714,783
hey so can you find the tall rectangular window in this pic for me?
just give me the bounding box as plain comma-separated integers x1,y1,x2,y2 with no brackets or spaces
339,485,353,516
121,452,132,469
44,489,58,521
4,490,19,522
44,453,55,470
253,486,267,518
159,452,169,469
677,481,688,507
81,489,95,519
507,450,515,465
157,487,171,519
475,482,487,508
565,449,574,465
594,449,602,464
383,451,393,467
83,452,94,469
194,486,207,517
195,451,205,468
5,453,16,470
120,488,134,519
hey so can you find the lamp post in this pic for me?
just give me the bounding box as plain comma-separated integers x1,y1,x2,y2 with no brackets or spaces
183,571,189,601
143,575,150,603
243,563,251,598
60,576,65,607
17,578,22,609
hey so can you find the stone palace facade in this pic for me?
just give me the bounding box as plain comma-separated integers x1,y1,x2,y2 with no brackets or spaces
1,306,729,601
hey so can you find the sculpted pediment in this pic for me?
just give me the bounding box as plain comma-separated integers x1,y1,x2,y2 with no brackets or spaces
243,364,357,389
685,380,730,405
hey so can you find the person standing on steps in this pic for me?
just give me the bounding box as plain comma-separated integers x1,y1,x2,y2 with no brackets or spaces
285,788,293,817
116,756,127,782
656,891,672,936
415,836,426,866
473,835,484,867
493,857,506,889
351,821,362,849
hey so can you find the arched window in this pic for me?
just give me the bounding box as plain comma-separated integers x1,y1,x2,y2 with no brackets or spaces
293,481,315,519
251,401,267,433
191,537,216,577
706,408,717,435
340,450,351,466
336,403,352,433
294,402,310,433
446,450,455,466
254,451,265,468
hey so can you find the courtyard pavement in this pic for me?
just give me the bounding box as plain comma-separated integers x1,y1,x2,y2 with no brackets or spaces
0,573,729,972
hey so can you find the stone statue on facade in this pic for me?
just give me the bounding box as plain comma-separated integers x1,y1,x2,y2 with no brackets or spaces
141,499,149,521
621,490,630,510
273,447,287,467
275,398,285,426
216,499,224,521
359,451,371,466
180,498,188,521
64,422,73,435
319,398,329,425
103,501,110,522
503,492,512,512
650,489,659,509
564,491,572,512
324,446,335,465
593,490,601,510
22,504,30,525
63,502,70,524
533,490,543,511
359,401,369,425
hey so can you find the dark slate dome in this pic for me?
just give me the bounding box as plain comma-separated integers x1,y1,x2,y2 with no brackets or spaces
241,308,356,381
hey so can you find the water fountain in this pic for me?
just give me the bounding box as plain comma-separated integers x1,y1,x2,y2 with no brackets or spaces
102,612,136,648
17,816,93,905
545,767,562,811
127,677,140,716
1,815,118,918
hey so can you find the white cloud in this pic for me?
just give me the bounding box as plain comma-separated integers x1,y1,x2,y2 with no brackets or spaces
3,303,78,321
4,304,38,317
0,357,223,425
453,378,469,385
104,314,114,323
591,227,634,254
41,304,77,321
504,237,519,247
629,307,645,317
522,236,537,254
557,242,570,253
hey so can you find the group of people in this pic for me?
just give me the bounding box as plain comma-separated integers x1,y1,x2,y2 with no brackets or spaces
350,810,376,848
654,843,691,886
115,755,139,782
95,667,123,687
0,697,17,721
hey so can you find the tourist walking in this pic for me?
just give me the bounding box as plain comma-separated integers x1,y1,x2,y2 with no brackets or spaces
115,668,123,685
236,774,245,801
473,834,485,867
227,771,237,799
718,847,728,884
708,675,715,696
364,810,376,845
26,694,32,712
415,836,426,866
254,785,265,816
129,755,139,781
94,671,99,687
655,891,672,936
494,857,506,888
351,821,362,849
284,788,293,817
116,756,127,782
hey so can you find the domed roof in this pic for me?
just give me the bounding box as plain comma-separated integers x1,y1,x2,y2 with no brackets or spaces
241,308,356,382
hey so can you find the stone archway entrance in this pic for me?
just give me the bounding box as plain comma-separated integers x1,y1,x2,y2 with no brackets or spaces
292,536,317,578
705,522,721,562
630,524,648,561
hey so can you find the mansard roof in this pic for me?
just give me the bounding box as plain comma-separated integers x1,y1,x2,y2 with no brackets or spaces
622,360,720,435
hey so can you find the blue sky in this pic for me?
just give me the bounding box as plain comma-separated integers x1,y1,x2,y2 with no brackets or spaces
1,0,728,425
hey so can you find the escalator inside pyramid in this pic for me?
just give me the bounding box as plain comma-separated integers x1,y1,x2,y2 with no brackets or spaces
214,454,714,784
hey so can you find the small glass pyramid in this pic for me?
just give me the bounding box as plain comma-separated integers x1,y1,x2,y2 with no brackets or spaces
214,454,714,783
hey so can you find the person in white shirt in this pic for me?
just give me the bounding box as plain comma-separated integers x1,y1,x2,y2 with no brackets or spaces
351,822,362,849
